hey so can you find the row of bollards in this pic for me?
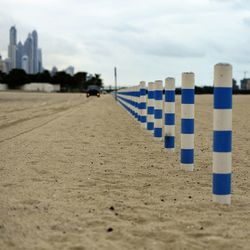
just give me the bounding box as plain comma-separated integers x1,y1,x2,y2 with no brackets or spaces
115,63,232,205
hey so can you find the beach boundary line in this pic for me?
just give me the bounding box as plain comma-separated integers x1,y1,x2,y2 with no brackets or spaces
115,63,233,205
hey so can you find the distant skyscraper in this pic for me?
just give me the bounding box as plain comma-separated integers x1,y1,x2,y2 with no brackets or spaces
16,41,23,69
23,33,33,74
4,58,11,73
51,66,58,76
21,55,29,73
32,30,38,73
0,55,4,72
2,26,43,74
8,26,17,70
37,48,43,73
9,26,17,45
65,66,74,76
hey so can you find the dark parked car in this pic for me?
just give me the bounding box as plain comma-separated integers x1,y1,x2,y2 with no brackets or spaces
86,85,100,97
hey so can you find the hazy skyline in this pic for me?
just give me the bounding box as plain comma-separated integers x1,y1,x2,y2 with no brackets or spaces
0,0,250,86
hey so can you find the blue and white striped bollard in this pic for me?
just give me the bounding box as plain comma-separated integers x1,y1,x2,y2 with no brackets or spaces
164,77,175,151
136,85,140,122
181,72,195,171
139,81,147,128
132,86,136,118
154,80,163,140
147,82,154,133
213,63,232,205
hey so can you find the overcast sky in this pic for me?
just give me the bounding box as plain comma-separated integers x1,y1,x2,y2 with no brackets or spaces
0,0,250,86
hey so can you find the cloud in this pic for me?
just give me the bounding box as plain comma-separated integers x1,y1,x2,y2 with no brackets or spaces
243,17,250,26
0,0,250,86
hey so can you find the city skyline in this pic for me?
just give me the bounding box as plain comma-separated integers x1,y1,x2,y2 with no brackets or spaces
0,26,74,76
0,0,250,86
1,26,43,74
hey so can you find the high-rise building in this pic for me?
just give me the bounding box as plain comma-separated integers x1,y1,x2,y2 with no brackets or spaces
32,30,38,73
51,66,58,76
65,66,74,76
0,55,4,72
4,59,11,73
241,78,250,90
37,48,43,73
8,26,17,70
9,26,17,45
16,41,23,69
1,26,43,74
21,55,29,73
23,33,33,74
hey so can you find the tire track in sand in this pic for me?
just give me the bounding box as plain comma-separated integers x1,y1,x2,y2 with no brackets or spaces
0,97,93,144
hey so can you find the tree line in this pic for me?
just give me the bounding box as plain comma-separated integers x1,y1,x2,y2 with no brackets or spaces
0,69,103,92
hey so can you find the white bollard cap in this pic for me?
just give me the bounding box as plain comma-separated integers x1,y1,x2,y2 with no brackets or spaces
214,63,232,88
148,82,154,90
182,72,195,89
165,77,175,90
155,80,163,89
140,81,146,88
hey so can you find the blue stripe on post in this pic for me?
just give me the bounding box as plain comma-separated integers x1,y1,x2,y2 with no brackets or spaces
181,89,195,104
213,131,232,152
141,116,146,123
147,122,154,130
181,149,194,164
148,91,154,99
154,90,163,100
165,90,175,102
165,113,175,125
138,102,141,110
181,119,194,134
213,173,231,195
165,136,175,148
140,89,146,95
154,109,162,119
154,128,162,138
148,107,154,114
141,103,146,109
214,87,232,109
119,96,135,108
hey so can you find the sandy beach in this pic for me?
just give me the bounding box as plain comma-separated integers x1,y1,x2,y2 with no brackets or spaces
0,91,249,250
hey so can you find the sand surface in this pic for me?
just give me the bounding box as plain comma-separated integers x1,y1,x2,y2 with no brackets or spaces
0,91,249,250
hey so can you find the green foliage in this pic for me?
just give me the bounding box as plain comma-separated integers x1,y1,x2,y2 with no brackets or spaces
3,68,103,92
87,74,103,88
0,71,7,83
73,72,87,91
52,71,73,92
6,69,30,89
35,70,52,83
